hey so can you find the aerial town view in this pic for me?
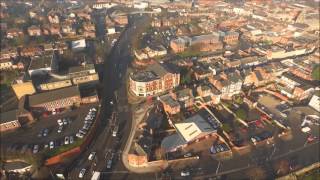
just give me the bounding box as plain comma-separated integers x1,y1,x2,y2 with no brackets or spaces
0,0,319,179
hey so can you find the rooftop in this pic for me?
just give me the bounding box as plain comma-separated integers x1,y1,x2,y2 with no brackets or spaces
29,86,80,106
0,110,18,124
175,114,215,142
28,55,53,70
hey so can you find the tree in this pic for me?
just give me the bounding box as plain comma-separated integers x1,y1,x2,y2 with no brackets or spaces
222,123,232,133
180,68,193,85
312,65,320,81
236,109,247,120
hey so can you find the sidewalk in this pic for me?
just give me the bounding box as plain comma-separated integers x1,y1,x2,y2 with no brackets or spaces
122,103,166,173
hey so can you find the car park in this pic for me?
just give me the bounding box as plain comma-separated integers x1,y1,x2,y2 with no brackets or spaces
88,152,96,160
79,168,86,178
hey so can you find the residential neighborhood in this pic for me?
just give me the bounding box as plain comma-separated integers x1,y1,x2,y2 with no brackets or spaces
0,0,319,180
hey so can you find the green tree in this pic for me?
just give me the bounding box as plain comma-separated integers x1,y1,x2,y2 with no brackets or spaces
222,123,232,133
236,109,247,120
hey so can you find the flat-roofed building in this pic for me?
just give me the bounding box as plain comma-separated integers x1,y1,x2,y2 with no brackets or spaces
68,64,99,85
39,79,73,91
12,81,36,100
28,86,81,112
28,55,57,77
0,110,21,132
161,114,219,152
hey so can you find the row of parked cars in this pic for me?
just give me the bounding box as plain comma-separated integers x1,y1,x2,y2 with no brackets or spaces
76,107,97,139
210,143,230,154
250,131,273,145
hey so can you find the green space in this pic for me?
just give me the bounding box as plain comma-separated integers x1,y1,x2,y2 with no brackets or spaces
177,50,201,58
311,65,320,81
43,138,84,158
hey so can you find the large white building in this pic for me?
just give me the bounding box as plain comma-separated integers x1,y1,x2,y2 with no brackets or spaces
161,114,220,152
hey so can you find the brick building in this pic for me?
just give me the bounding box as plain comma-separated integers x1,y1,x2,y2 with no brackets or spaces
129,63,180,97
28,86,81,112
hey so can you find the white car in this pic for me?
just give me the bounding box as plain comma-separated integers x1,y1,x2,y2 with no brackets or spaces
184,153,192,158
57,126,63,133
76,133,84,138
88,152,96,160
106,159,112,169
79,168,86,178
49,141,54,149
52,109,57,115
33,145,39,154
69,136,74,144
64,136,69,145
301,126,311,133
181,170,190,177
57,119,63,126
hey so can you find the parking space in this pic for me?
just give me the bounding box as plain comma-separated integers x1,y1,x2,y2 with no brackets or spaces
1,104,99,155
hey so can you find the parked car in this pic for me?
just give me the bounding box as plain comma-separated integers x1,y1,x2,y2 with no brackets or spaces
184,153,192,158
64,136,69,145
38,131,43,137
50,141,54,149
69,136,74,144
43,128,49,137
33,145,39,154
79,168,86,178
63,119,68,125
107,159,112,169
76,133,84,139
88,152,96,160
57,126,63,133
181,170,190,177
57,119,63,126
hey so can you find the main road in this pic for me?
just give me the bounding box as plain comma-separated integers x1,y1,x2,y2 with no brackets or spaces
67,14,154,180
